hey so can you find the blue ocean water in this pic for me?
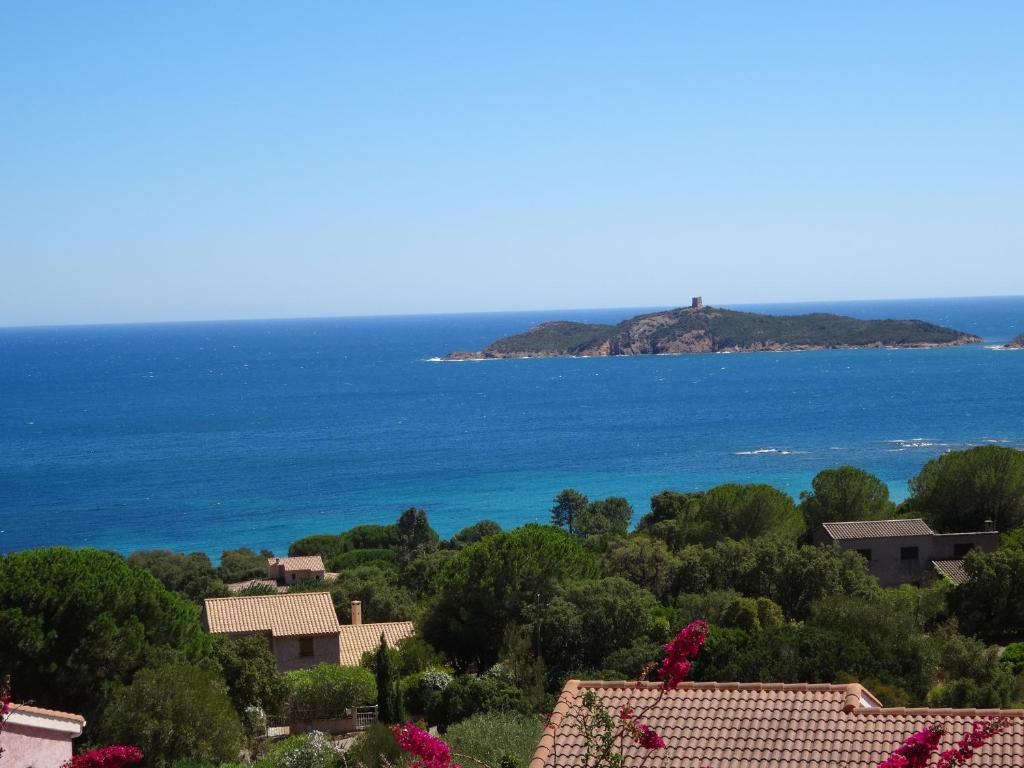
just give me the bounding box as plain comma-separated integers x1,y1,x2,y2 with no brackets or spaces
1,296,1023,557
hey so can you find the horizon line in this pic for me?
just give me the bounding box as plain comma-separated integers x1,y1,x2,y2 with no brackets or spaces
2,292,1022,332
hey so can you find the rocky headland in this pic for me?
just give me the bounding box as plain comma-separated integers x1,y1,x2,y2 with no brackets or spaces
443,305,982,360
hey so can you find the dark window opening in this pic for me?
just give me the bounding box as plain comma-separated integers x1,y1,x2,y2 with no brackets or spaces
900,546,919,561
299,637,314,657
953,543,975,558
856,548,872,562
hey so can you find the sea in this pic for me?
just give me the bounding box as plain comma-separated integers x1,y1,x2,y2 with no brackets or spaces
1,296,1023,558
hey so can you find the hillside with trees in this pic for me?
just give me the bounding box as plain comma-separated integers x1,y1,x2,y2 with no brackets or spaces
2,446,1024,767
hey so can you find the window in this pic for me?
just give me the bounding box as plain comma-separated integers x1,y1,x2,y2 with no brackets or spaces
856,548,872,562
954,543,975,558
900,546,919,561
299,637,314,658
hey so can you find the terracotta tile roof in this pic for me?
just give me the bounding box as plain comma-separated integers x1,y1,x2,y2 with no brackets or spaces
822,518,935,540
533,681,1024,768
933,559,970,585
226,578,282,593
7,702,86,724
338,621,415,666
204,592,341,637
268,555,326,572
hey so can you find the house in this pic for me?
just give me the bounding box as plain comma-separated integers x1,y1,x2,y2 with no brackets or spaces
338,599,415,666
0,703,85,768
813,518,998,587
203,592,343,671
534,680,1024,768
265,555,339,587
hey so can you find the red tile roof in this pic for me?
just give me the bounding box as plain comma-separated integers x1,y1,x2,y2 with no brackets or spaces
268,555,326,572
822,519,935,540
338,621,415,666
204,592,341,637
532,681,1024,768
932,559,970,585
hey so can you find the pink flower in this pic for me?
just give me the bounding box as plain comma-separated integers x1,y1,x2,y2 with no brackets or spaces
934,718,1010,768
63,746,144,768
877,726,943,768
393,723,461,768
619,706,635,722
1,675,11,718
658,620,708,690
634,723,666,750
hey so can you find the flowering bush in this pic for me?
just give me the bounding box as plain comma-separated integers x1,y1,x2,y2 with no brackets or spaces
877,718,1010,768
61,746,144,768
392,723,460,768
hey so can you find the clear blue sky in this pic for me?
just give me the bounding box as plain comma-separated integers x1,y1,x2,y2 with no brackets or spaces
2,2,1022,326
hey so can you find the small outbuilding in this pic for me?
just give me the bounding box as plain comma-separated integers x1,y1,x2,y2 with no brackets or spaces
0,703,85,768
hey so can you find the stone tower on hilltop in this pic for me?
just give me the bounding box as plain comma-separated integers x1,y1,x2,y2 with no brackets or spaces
691,296,703,310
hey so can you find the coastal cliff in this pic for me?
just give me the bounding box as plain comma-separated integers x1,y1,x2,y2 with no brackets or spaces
443,306,982,360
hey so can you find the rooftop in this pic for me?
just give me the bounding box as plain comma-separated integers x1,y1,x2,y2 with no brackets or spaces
204,591,341,637
268,555,326,572
933,559,970,585
7,702,86,724
821,518,935,540
338,621,415,666
533,681,1024,768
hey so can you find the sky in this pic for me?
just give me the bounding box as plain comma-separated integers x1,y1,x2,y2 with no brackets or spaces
2,2,1022,327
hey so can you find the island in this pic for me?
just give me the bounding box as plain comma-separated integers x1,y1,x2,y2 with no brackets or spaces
444,299,982,360
1003,334,1024,349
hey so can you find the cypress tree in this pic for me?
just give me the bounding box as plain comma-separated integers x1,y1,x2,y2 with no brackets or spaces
375,633,399,722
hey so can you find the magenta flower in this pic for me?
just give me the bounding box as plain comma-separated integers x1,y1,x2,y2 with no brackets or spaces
634,723,666,750
877,725,944,768
934,718,1010,768
393,723,461,768
63,746,144,768
658,620,708,690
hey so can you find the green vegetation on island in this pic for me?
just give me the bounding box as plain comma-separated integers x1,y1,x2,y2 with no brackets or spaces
444,305,982,359
2,445,1024,768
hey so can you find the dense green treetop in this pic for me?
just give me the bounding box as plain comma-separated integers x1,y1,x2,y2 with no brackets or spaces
444,712,544,768
799,466,896,534
99,662,245,768
421,524,597,669
951,546,1024,640
208,634,285,717
129,549,225,602
0,547,206,721
396,507,440,566
905,445,1024,532
217,547,274,583
450,520,502,548
289,524,398,559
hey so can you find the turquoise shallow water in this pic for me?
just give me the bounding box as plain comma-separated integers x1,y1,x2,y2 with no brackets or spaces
1,296,1022,556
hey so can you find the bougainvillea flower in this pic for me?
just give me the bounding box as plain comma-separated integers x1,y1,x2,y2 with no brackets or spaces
393,722,461,768
658,620,708,690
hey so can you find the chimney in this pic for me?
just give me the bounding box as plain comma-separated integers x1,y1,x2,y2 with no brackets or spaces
351,600,362,626
984,518,995,532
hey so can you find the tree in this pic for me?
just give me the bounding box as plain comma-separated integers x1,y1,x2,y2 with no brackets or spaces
451,520,502,548
99,662,244,768
282,664,376,721
420,525,597,669
927,626,1022,708
208,634,285,717
905,446,1024,532
376,635,403,723
951,547,1024,639
536,578,661,679
575,497,633,537
636,491,707,550
128,549,224,602
701,483,803,541
550,489,589,535
289,524,398,560
0,548,206,724
799,466,895,534
217,547,273,583
444,712,544,768
291,566,415,623
602,535,680,602
396,508,440,566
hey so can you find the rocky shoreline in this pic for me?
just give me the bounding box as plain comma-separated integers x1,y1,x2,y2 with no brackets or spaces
442,306,983,361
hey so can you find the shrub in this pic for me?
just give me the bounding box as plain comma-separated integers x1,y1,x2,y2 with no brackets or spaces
99,662,244,768
283,664,376,721
444,712,544,768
